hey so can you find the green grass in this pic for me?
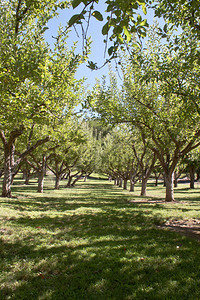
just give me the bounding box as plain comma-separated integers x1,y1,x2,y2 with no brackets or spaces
0,176,200,299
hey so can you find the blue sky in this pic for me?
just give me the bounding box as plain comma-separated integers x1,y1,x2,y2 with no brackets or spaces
44,2,158,88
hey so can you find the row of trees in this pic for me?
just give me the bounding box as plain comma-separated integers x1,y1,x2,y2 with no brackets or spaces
99,125,200,195
87,22,200,201
0,0,89,197
0,0,199,201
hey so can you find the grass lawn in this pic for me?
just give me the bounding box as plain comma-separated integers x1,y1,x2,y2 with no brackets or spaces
0,176,200,299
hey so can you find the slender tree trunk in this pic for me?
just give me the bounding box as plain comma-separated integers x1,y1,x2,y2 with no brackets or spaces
72,174,83,186
189,165,195,189
165,172,174,202
123,178,127,190
37,172,44,193
130,180,134,192
141,176,148,196
24,169,31,185
2,145,12,198
55,174,60,189
119,178,123,187
174,171,178,188
37,156,46,193
155,176,158,186
66,174,73,187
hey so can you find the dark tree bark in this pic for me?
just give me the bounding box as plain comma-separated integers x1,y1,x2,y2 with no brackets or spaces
0,127,24,197
123,178,128,190
130,180,134,192
189,165,196,189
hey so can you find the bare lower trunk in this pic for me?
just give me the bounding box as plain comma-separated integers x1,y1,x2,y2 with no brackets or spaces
66,174,73,187
55,175,60,189
123,178,127,190
37,156,46,193
37,171,45,192
141,177,147,196
24,169,31,185
165,172,174,202
189,166,195,189
130,180,134,192
2,145,13,198
2,152,12,197
119,178,123,187
174,171,178,188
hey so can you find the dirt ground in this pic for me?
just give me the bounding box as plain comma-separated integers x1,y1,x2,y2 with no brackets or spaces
161,219,200,242
130,199,200,242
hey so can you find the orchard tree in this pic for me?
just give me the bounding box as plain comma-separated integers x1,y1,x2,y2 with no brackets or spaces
88,32,200,201
100,126,140,191
132,126,156,196
120,35,200,201
0,1,86,197
46,118,85,189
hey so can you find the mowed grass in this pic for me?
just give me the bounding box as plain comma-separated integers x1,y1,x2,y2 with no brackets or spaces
0,176,200,300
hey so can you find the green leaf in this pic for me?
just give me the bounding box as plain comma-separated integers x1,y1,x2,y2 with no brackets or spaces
108,46,114,56
142,3,147,15
123,26,132,42
68,14,81,27
92,11,103,21
140,19,148,26
163,24,168,33
102,23,109,35
72,0,82,9
87,61,98,70
137,14,142,23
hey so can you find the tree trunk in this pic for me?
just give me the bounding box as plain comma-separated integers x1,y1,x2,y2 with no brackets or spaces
130,180,134,192
37,156,46,193
2,145,12,198
165,172,174,202
37,171,45,192
189,165,195,189
174,171,178,188
55,175,60,189
141,176,148,196
72,174,83,186
123,178,127,190
66,175,73,187
24,169,31,185
119,178,123,187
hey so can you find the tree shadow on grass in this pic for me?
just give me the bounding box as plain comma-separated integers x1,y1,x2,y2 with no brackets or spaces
1,180,200,299
1,207,200,299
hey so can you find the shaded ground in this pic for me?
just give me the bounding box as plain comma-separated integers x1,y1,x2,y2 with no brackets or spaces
129,198,200,242
161,219,200,242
